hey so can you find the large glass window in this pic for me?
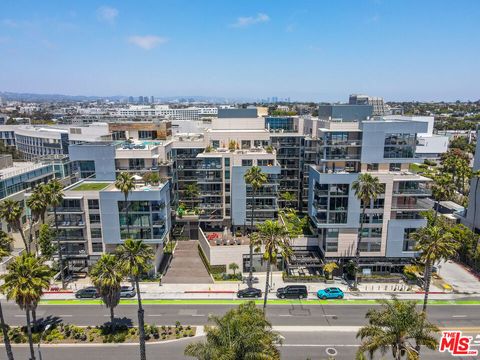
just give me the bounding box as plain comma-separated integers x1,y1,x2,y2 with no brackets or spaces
403,228,417,251
384,133,416,158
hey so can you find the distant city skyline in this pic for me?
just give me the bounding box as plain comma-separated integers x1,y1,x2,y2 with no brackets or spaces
1,0,479,101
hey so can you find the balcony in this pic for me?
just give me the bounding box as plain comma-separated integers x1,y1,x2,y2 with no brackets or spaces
197,177,223,183
393,188,432,196
325,140,362,146
52,207,83,213
56,220,86,228
199,203,223,209
391,198,433,210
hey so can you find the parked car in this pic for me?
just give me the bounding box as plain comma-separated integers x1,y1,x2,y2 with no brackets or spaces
75,287,99,299
317,287,344,300
237,287,262,298
120,286,136,298
276,285,308,299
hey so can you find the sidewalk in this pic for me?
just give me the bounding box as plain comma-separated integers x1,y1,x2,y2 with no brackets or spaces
29,271,476,301
437,260,480,294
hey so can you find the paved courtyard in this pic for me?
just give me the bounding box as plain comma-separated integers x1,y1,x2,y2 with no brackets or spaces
437,260,480,294
161,240,213,284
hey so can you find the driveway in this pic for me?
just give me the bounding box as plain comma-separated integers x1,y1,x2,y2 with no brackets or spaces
437,260,480,294
162,240,213,284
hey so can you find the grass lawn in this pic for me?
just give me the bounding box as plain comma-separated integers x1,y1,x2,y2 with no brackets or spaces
72,182,110,191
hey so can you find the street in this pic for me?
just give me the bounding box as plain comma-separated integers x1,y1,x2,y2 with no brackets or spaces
3,302,480,329
8,331,479,360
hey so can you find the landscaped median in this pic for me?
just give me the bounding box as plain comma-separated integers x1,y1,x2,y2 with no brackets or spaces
38,298,480,306
8,322,196,344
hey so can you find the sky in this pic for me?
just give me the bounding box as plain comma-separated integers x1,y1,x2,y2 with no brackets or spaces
0,0,479,102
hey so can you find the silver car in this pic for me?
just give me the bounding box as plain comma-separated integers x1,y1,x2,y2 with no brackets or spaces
120,286,136,298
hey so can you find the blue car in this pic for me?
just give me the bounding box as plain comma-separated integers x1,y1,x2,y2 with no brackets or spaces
317,287,344,300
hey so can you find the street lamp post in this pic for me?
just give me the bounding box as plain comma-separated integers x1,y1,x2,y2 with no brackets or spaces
37,324,51,360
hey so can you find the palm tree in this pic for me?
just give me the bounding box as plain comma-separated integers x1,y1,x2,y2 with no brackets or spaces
90,254,123,325
184,301,280,360
116,239,154,360
412,225,459,313
0,239,14,360
257,220,292,310
1,253,51,360
352,173,383,288
26,188,47,256
356,297,439,360
228,262,239,276
115,172,136,237
244,166,268,285
46,179,65,289
0,199,29,253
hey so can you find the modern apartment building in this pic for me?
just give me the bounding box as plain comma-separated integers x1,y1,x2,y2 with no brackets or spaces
56,179,171,270
308,117,433,272
112,105,218,121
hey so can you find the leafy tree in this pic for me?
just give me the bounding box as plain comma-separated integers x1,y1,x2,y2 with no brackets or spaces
184,183,200,209
352,174,383,288
356,297,439,360
0,199,29,253
184,301,281,360
46,179,65,288
38,224,57,259
323,262,339,280
228,262,239,276
280,191,296,210
1,253,51,360
244,166,267,286
116,239,154,360
90,254,123,325
115,172,135,237
0,241,14,360
257,220,292,310
412,226,459,313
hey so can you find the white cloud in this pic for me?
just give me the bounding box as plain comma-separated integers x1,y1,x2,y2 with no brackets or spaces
97,6,119,24
231,13,270,28
127,35,168,50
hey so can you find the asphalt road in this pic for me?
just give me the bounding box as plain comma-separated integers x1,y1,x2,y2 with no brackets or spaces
9,331,478,360
2,302,480,329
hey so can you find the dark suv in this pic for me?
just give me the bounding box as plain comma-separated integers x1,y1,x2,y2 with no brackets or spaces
75,287,99,299
276,285,308,299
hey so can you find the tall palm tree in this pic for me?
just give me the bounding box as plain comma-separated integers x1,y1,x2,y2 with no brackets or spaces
184,301,280,360
412,225,459,313
90,254,123,325
116,239,154,360
115,172,136,237
46,179,65,289
26,189,46,256
257,220,292,310
1,253,51,360
244,166,267,285
352,173,383,288
0,199,29,253
0,240,14,360
356,297,439,360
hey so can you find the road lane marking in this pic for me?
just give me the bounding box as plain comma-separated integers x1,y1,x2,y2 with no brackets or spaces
147,314,163,317
279,314,292,317
14,315,26,317
58,315,73,317
452,315,467,318
283,344,359,347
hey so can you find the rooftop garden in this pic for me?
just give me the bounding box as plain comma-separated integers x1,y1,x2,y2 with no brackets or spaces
71,182,110,191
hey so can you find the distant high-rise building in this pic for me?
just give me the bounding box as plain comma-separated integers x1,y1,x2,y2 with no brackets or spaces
128,96,134,103
150,96,155,104
272,96,278,104
349,94,386,116
138,96,144,104
144,96,149,104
